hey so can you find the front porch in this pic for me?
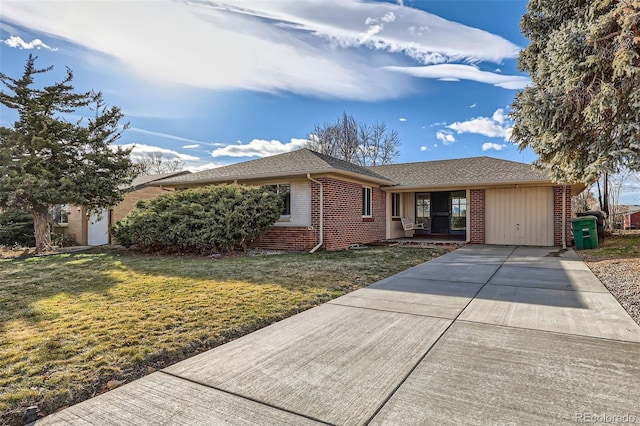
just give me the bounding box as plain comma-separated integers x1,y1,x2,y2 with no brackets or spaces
382,236,467,248
387,189,469,242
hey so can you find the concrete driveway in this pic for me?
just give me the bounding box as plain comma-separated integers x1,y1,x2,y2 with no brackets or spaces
37,245,640,425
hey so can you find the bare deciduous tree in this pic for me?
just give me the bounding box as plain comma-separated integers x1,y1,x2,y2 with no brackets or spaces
135,152,185,176
572,186,597,214
607,170,633,230
306,113,400,166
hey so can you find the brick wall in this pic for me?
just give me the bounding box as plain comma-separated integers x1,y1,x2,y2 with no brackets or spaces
249,226,317,251
320,177,386,250
111,186,172,224
249,177,385,251
469,189,485,244
64,205,87,245
553,185,572,246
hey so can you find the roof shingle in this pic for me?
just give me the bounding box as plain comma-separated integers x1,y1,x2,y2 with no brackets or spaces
154,149,393,185
367,156,551,188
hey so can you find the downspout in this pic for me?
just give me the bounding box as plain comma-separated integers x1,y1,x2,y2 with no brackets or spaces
562,184,567,249
307,174,323,253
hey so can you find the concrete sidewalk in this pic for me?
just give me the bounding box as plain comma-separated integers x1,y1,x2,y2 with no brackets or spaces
37,246,640,425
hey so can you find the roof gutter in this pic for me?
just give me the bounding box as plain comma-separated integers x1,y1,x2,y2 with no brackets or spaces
307,174,323,253
151,169,395,188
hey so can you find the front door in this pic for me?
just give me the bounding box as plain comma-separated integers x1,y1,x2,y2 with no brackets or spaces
431,192,450,234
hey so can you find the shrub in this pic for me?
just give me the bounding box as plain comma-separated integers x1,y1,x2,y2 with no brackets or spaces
111,184,284,253
0,208,35,247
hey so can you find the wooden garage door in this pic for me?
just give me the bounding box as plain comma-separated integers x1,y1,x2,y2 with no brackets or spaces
485,187,553,246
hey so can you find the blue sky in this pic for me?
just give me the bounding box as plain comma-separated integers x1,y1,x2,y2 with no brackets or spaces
1,0,638,203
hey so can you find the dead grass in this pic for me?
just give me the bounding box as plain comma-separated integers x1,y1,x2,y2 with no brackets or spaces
576,231,640,327
576,230,640,261
0,245,447,424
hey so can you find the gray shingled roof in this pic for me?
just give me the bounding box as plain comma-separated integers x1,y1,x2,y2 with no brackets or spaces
368,156,551,188
127,171,191,190
154,149,394,186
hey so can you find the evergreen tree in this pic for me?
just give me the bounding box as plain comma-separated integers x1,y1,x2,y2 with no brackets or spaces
0,55,136,252
510,0,640,184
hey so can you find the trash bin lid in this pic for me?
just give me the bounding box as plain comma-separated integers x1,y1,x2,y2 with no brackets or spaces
571,215,597,223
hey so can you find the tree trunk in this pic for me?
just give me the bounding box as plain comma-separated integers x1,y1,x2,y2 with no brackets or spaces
603,172,610,216
33,208,53,253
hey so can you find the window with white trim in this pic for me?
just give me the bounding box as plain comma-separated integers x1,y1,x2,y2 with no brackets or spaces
362,187,372,217
52,204,69,225
265,184,291,216
391,193,401,217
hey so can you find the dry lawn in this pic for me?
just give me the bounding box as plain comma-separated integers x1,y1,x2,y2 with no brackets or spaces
576,231,640,326
0,245,446,424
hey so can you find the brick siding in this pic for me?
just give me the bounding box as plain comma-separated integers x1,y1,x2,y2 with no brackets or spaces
553,185,572,246
469,189,485,244
111,187,173,224
320,177,386,250
249,226,317,251
250,177,385,251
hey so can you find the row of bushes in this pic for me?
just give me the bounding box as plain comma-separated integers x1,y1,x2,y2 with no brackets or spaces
111,184,283,253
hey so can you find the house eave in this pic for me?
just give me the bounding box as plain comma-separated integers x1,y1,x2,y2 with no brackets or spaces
152,168,395,188
380,180,579,193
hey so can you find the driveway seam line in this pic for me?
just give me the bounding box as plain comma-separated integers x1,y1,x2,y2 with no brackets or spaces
362,245,518,425
158,370,335,426
326,301,456,320
483,282,609,293
455,319,640,344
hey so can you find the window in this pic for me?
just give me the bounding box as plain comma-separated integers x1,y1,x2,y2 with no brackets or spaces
362,187,372,217
52,204,69,225
451,191,467,230
265,184,291,216
391,193,401,217
415,193,431,229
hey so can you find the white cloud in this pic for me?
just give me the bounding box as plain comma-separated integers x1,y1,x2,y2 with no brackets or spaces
420,145,428,151
399,117,407,122
185,162,224,172
436,130,455,145
116,143,200,161
447,108,513,140
482,142,507,151
182,144,200,149
469,103,477,108
1,35,57,51
385,64,530,90
211,138,308,158
128,127,208,145
1,0,521,100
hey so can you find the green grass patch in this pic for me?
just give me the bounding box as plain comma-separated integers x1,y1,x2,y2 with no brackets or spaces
0,245,446,423
577,232,640,259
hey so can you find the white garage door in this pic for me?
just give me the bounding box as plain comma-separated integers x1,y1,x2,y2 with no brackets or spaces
485,187,553,246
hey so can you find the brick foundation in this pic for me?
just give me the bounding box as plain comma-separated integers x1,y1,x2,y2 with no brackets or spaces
249,226,317,251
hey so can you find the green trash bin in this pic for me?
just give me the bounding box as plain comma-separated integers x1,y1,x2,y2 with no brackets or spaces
572,216,598,249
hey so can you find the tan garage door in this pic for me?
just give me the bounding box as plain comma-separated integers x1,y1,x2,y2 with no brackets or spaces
485,187,553,246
